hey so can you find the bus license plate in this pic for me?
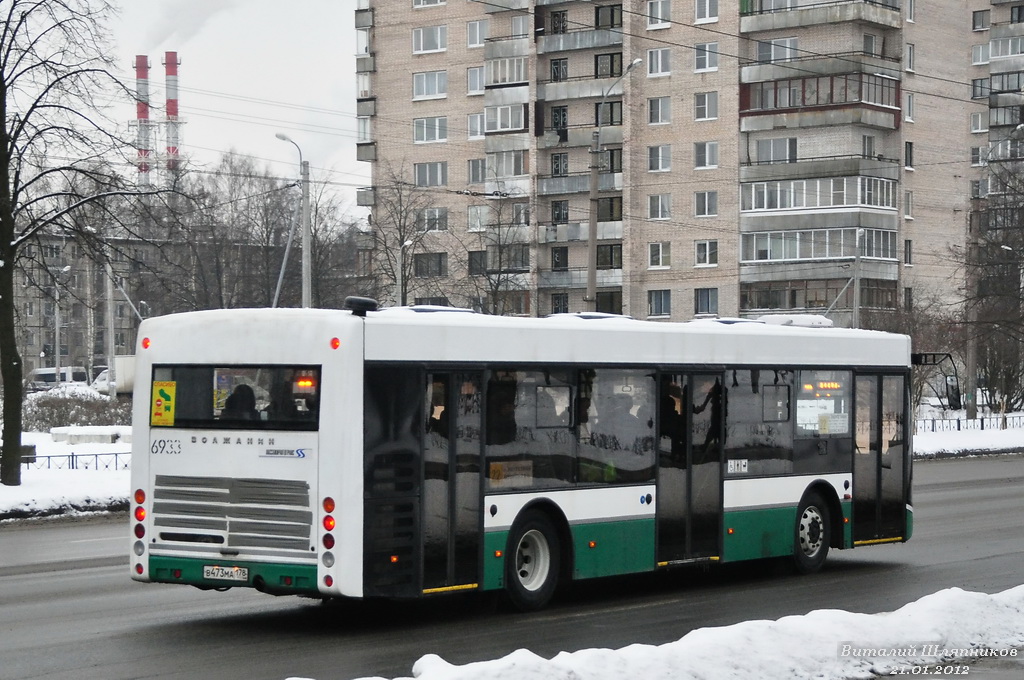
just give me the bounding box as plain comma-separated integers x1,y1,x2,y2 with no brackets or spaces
203,565,248,582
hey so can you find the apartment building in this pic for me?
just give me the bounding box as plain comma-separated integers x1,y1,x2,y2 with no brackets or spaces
355,0,987,325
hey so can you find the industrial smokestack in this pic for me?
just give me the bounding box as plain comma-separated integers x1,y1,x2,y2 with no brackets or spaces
164,51,181,174
134,55,151,185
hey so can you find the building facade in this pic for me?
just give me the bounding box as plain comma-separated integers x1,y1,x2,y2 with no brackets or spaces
355,0,984,325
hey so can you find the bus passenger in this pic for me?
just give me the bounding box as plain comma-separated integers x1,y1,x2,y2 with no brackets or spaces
222,384,259,421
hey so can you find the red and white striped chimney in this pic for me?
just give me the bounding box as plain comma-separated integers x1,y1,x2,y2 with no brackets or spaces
134,55,151,185
164,51,180,173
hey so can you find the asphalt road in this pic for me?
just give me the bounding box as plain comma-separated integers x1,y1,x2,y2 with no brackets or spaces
1,455,1022,680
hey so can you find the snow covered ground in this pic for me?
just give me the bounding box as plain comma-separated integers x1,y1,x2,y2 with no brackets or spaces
1,425,1022,680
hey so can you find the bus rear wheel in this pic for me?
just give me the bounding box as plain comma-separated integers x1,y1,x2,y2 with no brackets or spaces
505,510,560,611
793,493,830,574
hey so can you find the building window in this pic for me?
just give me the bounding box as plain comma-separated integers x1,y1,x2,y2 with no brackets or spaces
511,15,529,38
597,244,622,269
414,161,448,186
648,48,671,76
757,137,797,164
468,158,486,184
649,242,671,268
413,0,444,6
695,288,718,315
904,239,912,265
647,0,671,27
595,100,623,126
863,33,877,57
468,19,488,47
468,204,490,230
904,191,913,219
904,93,914,121
414,252,448,277
649,96,671,124
970,179,988,198
551,11,568,34
971,78,990,100
551,293,569,315
904,287,913,311
596,53,623,78
598,196,623,221
906,0,914,21
415,297,450,307
695,0,717,23
972,44,989,65
694,141,718,169
648,144,671,171
971,112,987,133
413,70,447,99
487,57,527,86
413,25,447,54
648,290,671,317
757,38,797,64
904,43,914,71
468,113,484,140
695,91,718,120
904,141,914,169
469,251,487,275
416,207,448,232
485,105,525,132
603,148,623,172
414,116,447,143
487,150,528,177
552,200,569,223
551,153,568,177
649,194,671,219
695,240,718,266
551,246,569,271
973,10,990,31
551,58,568,82
595,4,623,29
694,43,718,71
1014,5,1024,23
971,147,988,166
467,67,484,95
695,191,717,217
487,243,530,272
357,117,371,143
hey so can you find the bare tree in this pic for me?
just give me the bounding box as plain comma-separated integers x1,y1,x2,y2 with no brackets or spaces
1,0,155,485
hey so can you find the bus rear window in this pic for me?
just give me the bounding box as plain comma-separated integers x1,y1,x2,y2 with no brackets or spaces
150,365,321,431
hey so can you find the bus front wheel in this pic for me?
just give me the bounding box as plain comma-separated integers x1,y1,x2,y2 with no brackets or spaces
505,510,561,611
793,493,830,574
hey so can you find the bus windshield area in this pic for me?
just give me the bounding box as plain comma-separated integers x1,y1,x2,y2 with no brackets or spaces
150,364,321,431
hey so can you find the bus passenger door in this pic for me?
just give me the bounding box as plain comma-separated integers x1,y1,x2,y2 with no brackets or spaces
423,372,483,592
657,373,724,563
853,374,907,543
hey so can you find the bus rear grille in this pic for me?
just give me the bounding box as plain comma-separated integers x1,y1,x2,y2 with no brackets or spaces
153,475,313,553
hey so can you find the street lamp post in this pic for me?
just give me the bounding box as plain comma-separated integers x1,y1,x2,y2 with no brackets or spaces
275,133,312,308
395,239,413,306
586,58,642,312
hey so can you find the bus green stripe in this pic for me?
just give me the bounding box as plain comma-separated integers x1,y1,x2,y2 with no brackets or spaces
483,518,656,590
148,555,319,595
722,507,797,562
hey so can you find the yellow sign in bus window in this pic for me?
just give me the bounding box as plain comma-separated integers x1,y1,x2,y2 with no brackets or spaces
151,381,177,426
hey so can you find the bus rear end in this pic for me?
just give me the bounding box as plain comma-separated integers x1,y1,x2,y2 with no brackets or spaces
129,309,363,598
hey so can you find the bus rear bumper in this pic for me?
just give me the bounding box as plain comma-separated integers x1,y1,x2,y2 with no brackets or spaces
147,555,320,596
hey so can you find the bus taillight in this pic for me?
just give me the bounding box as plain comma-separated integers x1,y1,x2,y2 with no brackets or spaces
141,337,151,349
134,506,146,521
322,497,336,513
323,515,336,531
323,534,335,549
134,523,145,539
134,489,146,504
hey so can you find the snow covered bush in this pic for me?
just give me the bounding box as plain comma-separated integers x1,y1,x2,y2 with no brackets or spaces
22,384,131,431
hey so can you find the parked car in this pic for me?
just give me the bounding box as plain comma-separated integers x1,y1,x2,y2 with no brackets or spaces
25,366,89,393
91,369,111,395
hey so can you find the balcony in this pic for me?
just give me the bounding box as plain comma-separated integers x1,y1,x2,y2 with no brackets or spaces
740,0,901,34
538,221,623,244
740,51,900,84
740,154,900,183
356,142,376,162
538,268,623,289
354,8,373,29
539,124,623,149
537,27,623,55
356,187,375,207
477,0,528,12
540,74,628,103
356,98,376,116
537,172,622,196
355,54,375,73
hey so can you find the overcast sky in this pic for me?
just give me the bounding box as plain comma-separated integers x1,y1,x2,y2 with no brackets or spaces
109,0,368,205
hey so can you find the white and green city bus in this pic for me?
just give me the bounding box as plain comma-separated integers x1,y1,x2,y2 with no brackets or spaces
129,298,912,610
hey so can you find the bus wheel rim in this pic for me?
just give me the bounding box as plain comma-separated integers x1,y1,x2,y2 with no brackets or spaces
515,528,551,592
799,505,824,557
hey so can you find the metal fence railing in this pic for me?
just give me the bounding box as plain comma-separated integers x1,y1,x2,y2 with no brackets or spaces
915,415,1024,433
23,452,131,471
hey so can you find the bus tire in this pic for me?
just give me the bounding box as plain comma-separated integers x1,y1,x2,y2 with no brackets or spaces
793,493,830,574
505,510,561,611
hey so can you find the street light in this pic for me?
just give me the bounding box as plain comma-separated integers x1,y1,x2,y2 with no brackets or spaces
395,239,413,306
276,132,312,308
586,57,643,311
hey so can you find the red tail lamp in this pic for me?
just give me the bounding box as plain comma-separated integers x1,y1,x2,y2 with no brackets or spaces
322,497,336,513
323,534,335,549
141,337,151,349
134,524,145,539
134,489,146,504
323,515,336,531
134,506,146,521
330,337,341,350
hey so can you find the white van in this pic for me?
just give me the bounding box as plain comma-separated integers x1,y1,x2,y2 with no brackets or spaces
25,366,89,393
